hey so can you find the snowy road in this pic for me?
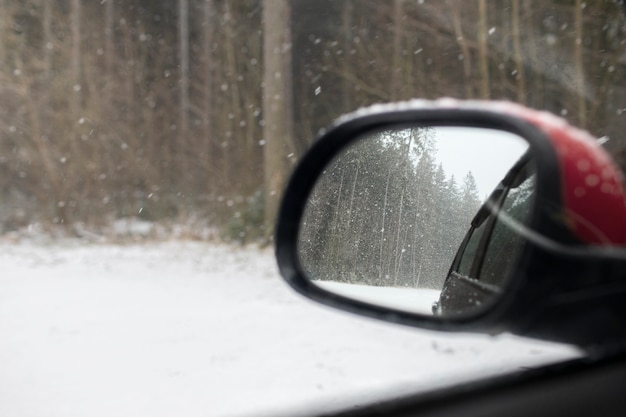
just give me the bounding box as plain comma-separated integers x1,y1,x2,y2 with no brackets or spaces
0,241,577,417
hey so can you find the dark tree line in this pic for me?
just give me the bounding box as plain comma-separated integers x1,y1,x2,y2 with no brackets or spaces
0,0,623,242
298,128,482,289
294,0,626,143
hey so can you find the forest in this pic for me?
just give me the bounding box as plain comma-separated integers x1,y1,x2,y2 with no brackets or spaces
298,127,483,289
0,0,624,242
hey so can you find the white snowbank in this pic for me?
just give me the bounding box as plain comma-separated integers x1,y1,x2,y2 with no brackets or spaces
315,280,440,314
0,241,578,417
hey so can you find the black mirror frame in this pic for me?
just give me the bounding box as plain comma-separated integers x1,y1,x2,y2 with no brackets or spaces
275,105,626,353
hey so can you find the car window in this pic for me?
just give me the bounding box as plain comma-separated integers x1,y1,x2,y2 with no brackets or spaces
457,218,488,278
2,0,622,415
481,171,536,285
445,161,535,297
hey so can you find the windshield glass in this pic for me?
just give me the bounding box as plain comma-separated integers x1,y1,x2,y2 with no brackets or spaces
2,1,622,416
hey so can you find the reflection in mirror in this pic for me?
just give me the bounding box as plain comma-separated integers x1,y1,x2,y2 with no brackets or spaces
298,126,534,317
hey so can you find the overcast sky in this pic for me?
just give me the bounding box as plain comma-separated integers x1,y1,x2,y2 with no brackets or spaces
432,127,529,198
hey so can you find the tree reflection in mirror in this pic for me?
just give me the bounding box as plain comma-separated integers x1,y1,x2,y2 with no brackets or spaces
297,126,534,317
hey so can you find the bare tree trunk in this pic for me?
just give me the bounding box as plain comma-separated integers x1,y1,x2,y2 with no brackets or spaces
341,0,353,112
223,1,242,192
101,0,116,201
448,0,473,97
203,0,214,141
512,0,526,103
391,0,404,99
71,0,82,107
0,0,4,61
104,0,114,75
179,0,190,143
262,0,293,237
379,170,391,281
574,0,586,128
41,0,52,73
478,0,490,99
523,0,541,107
203,0,216,200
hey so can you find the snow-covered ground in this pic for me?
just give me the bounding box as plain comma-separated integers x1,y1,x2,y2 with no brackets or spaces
0,239,578,417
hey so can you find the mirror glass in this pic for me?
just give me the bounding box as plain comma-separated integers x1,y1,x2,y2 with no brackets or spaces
298,126,535,317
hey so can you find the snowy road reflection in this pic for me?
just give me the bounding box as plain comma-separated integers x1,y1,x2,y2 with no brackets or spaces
315,281,440,314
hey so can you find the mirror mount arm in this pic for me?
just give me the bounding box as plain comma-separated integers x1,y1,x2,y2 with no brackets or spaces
511,246,626,353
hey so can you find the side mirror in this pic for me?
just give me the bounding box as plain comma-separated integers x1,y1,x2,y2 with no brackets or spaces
275,100,626,353
300,124,533,317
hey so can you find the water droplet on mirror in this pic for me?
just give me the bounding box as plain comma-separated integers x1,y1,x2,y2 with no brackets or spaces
585,175,600,187
577,159,591,172
601,183,614,194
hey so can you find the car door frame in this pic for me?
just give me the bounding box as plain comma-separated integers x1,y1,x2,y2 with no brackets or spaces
284,352,626,417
